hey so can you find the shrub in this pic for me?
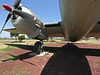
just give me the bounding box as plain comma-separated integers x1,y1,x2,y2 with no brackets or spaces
18,35,25,42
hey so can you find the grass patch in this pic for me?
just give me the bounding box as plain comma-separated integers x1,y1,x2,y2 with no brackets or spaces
0,43,8,49
2,67,29,75
0,54,19,62
0,46,16,52
3,71,12,75
13,67,30,75
45,52,49,55
6,69,11,71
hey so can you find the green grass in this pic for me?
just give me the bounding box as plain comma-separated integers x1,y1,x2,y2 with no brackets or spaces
45,52,49,55
0,54,18,62
0,46,16,52
6,69,11,71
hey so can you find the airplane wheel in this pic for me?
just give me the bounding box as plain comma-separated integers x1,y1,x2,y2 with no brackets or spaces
33,41,43,54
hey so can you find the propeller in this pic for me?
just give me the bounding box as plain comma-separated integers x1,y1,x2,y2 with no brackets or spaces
0,0,21,34
13,0,21,9
0,14,11,34
0,6,5,10
13,9,35,20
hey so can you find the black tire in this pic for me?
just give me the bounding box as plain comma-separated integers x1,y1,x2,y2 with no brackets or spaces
33,41,43,54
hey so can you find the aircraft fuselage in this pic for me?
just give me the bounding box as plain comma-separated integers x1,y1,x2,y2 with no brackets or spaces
59,0,100,42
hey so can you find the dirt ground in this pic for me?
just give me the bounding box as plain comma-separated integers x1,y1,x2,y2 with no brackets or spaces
0,43,100,75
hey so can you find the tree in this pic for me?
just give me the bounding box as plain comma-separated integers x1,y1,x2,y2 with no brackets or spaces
95,37,99,40
10,33,19,41
18,35,25,42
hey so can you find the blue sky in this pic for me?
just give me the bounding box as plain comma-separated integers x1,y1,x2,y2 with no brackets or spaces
0,0,61,38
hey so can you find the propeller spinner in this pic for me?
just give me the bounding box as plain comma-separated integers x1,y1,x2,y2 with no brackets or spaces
3,4,12,12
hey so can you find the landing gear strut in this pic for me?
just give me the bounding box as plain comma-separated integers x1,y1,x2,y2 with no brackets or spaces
33,40,44,54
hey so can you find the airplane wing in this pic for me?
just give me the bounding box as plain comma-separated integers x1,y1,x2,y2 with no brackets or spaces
44,22,64,37
86,21,100,37
4,28,21,34
4,22,65,40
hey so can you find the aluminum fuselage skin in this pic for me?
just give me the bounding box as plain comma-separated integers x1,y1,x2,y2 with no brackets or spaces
59,0,100,42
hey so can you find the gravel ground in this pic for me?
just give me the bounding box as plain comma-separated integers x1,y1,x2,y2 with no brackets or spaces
0,43,100,75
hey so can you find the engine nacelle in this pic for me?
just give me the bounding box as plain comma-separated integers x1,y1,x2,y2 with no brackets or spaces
11,5,48,40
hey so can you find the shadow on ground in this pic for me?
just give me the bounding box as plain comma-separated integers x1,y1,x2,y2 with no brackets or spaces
4,44,37,65
6,43,100,75
6,44,34,51
41,44,100,75
2,52,36,66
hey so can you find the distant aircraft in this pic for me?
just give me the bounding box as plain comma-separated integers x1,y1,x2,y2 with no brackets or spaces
0,0,100,53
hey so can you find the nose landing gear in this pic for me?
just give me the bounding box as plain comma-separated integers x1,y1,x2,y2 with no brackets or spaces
33,40,44,54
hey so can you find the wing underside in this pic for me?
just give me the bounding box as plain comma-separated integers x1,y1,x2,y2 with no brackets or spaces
44,22,64,37
86,21,100,37
4,28,21,33
4,21,100,39
3,22,65,40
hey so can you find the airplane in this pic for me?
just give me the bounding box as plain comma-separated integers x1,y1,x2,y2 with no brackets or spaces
0,0,100,54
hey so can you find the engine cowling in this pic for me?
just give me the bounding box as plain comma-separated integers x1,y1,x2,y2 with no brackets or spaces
11,5,48,40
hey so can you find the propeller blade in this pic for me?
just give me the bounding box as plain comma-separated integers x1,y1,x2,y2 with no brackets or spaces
13,9,35,19
13,0,21,8
0,6,6,10
0,13,11,34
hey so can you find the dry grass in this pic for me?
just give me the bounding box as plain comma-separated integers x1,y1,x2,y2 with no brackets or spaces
0,39,100,50
0,43,8,49
76,39,100,44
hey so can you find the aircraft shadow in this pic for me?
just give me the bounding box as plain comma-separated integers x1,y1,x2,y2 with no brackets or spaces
6,44,34,51
41,44,100,75
2,52,36,66
4,44,36,65
6,43,100,75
